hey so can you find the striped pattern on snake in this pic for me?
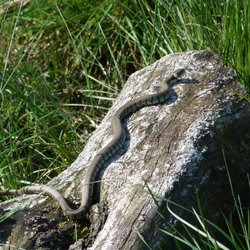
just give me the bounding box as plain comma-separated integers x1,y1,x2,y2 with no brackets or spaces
0,68,185,216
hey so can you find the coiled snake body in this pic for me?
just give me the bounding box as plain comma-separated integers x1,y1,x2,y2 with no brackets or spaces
0,69,185,216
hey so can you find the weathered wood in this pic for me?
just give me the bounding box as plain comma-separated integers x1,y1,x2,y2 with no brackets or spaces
0,50,249,249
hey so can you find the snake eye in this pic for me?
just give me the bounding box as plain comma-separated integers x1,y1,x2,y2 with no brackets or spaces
152,84,161,92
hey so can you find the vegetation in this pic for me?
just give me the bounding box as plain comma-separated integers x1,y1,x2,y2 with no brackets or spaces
0,0,249,247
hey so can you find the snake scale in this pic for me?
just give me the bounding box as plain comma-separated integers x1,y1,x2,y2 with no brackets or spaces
0,68,185,216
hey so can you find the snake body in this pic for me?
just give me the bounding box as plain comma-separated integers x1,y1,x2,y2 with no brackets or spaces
0,68,185,216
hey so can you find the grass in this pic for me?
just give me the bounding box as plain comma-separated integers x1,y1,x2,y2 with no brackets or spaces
0,0,249,224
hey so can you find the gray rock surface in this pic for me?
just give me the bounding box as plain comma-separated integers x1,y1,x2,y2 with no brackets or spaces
0,50,249,250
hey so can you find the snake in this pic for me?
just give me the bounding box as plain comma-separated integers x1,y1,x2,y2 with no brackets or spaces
0,68,185,216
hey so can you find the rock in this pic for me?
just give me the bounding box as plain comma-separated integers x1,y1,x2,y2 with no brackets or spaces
0,50,249,249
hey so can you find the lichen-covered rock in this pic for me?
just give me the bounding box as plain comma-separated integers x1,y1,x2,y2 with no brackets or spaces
0,50,249,250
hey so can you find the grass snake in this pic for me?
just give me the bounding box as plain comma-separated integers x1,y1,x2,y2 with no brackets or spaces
0,68,185,216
